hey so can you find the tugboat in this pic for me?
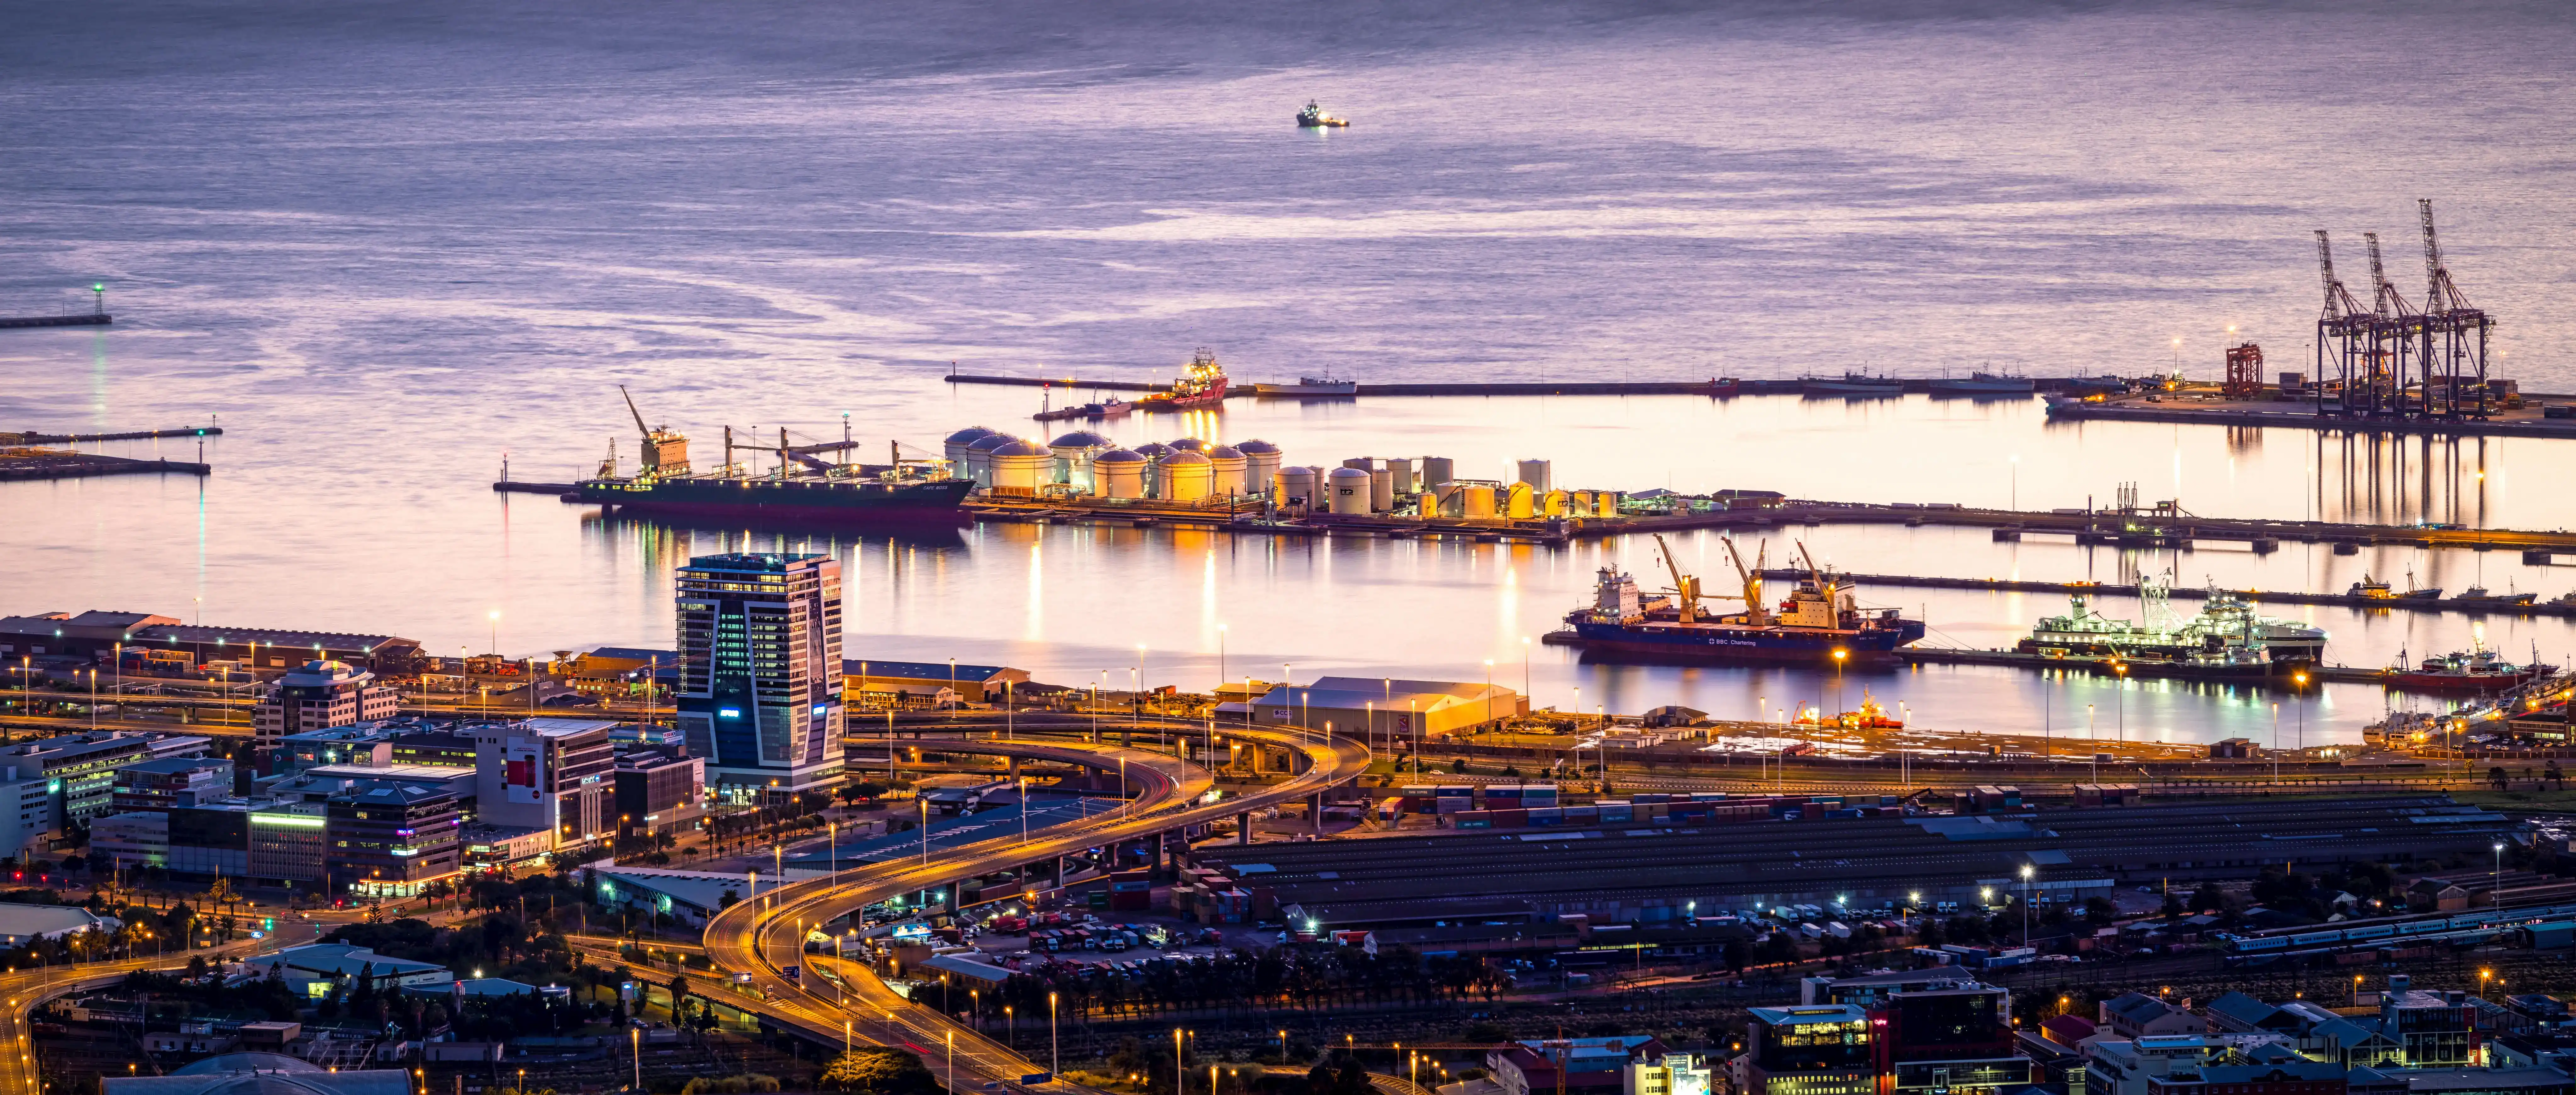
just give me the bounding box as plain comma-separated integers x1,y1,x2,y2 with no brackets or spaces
1136,347,1230,411
1563,535,1926,664
2382,644,2553,692
1296,101,1350,128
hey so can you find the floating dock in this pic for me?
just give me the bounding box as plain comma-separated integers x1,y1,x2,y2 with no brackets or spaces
0,313,111,329
0,449,207,481
8,425,220,444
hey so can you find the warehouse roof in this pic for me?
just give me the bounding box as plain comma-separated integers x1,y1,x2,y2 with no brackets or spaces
0,903,117,944
843,660,1024,683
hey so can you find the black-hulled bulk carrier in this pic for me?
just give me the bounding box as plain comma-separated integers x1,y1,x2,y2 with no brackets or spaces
576,389,973,524
1564,535,1926,664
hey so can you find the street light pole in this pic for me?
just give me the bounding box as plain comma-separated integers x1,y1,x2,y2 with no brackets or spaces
1050,992,1059,1076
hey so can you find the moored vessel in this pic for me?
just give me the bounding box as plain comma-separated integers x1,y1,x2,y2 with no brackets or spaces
1801,372,1904,397
576,390,972,524
1255,374,1358,396
1928,370,2036,397
1137,348,1230,411
2382,645,2552,692
1563,535,1925,664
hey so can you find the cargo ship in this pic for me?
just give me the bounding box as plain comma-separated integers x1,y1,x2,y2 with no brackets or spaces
1563,535,1926,664
1136,347,1230,410
575,389,973,524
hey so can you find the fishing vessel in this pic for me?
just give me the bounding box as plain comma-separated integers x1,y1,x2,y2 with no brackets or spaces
1928,371,2036,397
1801,372,1904,397
1296,101,1350,128
2017,578,2325,669
576,389,973,524
2348,574,2395,599
1563,535,1926,664
1136,348,1230,411
2451,581,2538,607
2382,646,2552,692
1255,374,1358,396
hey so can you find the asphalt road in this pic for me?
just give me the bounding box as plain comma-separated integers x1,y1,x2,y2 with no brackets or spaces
692,729,1370,1095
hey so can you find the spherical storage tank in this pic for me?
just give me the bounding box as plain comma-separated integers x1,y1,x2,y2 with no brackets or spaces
1050,430,1113,493
1206,445,1249,496
945,426,997,474
1093,448,1148,500
1159,449,1214,501
1275,465,1319,509
965,432,1014,489
988,439,1054,495
1327,466,1373,515
1236,440,1283,491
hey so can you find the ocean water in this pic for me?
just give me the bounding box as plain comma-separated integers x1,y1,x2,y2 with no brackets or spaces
6,0,2575,744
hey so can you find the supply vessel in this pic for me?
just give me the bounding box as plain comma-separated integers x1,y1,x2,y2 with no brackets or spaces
1137,347,1230,410
1563,535,1925,664
1296,102,1350,128
2017,578,2327,670
575,388,973,523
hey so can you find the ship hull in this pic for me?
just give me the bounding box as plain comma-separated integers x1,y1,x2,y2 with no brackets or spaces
578,477,974,525
2385,670,2545,692
1568,618,1924,664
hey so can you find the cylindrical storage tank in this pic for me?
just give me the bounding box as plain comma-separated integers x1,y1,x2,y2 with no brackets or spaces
1236,439,1283,491
966,433,1013,489
1568,489,1593,515
1169,437,1208,454
1327,467,1373,515
1094,449,1148,500
1386,457,1415,495
1368,467,1395,512
1594,491,1620,517
1133,441,1173,461
989,440,1053,495
1161,449,1214,502
1207,445,1248,496
1544,489,1570,517
1431,481,1464,517
1421,456,1455,487
1506,481,1536,519
945,426,997,475
1276,465,1319,509
1342,457,1373,471
1049,430,1113,493
1461,484,1497,518
1517,460,1553,495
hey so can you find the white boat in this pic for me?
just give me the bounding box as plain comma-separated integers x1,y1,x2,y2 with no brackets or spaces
1255,376,1358,396
1928,371,2036,396
1800,372,1904,397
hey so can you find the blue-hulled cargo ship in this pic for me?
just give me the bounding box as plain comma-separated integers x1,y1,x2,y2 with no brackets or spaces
1562,535,1925,664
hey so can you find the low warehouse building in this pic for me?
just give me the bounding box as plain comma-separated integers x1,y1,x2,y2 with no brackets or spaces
1245,677,1525,738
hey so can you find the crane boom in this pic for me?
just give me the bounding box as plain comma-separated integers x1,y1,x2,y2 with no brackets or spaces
1720,536,1767,625
1651,534,1700,624
619,384,653,438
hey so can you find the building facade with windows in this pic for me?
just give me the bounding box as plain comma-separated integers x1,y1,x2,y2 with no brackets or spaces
473,718,616,849
326,784,462,897
1733,1005,1875,1095
0,733,164,823
110,758,235,813
673,553,844,798
613,748,706,835
252,661,399,748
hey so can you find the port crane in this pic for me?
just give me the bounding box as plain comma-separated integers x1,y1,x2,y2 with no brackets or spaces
1648,533,1770,624
619,385,692,478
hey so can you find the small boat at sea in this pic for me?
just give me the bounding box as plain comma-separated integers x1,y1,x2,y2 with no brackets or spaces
2398,568,2442,600
1928,371,2036,397
1296,101,1350,128
1801,372,1904,397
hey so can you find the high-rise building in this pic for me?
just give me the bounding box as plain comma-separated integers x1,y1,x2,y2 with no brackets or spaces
1732,1006,1875,1095
252,660,399,748
673,553,844,799
1876,983,2031,1095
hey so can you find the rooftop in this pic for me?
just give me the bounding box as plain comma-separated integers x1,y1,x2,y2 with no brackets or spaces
1749,1004,1870,1027
843,659,1022,682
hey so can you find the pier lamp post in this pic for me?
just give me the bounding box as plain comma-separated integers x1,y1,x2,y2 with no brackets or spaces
86,669,97,731
2294,671,2309,761
2113,662,2128,740
2019,864,2035,947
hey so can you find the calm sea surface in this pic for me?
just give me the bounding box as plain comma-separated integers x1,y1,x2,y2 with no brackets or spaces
7,0,2576,745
